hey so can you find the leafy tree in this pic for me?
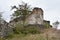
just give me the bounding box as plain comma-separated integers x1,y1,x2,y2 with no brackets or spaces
11,2,31,26
53,21,60,29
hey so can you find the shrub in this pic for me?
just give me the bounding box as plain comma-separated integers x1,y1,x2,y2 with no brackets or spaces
44,22,50,29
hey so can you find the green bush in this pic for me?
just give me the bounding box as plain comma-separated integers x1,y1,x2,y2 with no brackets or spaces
13,27,21,34
20,26,41,34
5,33,14,39
44,22,50,29
13,24,41,35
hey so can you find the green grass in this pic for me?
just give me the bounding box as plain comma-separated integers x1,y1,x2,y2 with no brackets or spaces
0,33,58,40
4,34,46,40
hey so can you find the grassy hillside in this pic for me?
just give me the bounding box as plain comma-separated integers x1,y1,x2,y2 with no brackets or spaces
5,34,47,40
0,28,60,40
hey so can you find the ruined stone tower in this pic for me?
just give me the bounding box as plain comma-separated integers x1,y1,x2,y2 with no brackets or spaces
26,7,43,25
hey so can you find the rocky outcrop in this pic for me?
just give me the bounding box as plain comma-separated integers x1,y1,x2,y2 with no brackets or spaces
0,19,13,38
9,7,52,28
9,7,52,31
25,7,43,25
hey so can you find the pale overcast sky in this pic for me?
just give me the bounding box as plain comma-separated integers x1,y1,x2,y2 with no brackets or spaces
0,0,60,25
